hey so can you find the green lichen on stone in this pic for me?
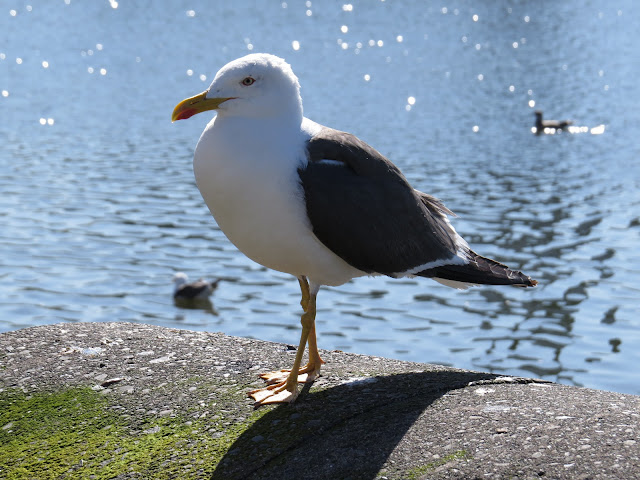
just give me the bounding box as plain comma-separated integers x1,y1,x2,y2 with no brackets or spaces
0,386,270,479
403,450,470,479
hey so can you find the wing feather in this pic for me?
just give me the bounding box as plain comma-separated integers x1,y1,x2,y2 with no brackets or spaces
298,127,461,277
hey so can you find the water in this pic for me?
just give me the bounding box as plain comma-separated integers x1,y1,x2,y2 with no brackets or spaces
2,1,639,395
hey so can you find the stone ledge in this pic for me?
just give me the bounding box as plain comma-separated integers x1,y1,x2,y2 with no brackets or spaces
1,322,638,479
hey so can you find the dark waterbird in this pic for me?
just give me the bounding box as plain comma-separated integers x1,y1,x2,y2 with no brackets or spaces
534,110,573,134
172,272,219,301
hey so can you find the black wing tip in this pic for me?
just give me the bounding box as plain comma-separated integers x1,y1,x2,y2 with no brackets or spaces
418,252,538,288
511,276,538,288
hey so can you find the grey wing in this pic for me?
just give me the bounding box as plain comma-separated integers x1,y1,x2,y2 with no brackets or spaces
298,127,465,277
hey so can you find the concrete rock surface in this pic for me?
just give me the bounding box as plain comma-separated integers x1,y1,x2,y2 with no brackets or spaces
1,322,638,479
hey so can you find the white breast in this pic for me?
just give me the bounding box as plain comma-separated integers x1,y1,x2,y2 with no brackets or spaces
193,115,364,286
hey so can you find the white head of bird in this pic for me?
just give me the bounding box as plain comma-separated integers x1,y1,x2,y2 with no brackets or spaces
172,272,189,289
172,54,303,123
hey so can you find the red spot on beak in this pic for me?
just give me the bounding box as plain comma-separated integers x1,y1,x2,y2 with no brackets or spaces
173,108,197,121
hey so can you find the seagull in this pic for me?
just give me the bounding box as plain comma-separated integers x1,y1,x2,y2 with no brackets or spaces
172,272,219,301
172,53,537,406
534,110,573,134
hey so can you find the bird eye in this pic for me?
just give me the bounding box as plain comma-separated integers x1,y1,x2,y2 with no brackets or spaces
241,77,256,86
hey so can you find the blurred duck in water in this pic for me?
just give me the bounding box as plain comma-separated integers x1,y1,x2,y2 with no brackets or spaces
172,272,219,301
534,110,573,134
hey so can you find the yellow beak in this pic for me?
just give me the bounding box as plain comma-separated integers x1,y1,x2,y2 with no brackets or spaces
171,91,234,122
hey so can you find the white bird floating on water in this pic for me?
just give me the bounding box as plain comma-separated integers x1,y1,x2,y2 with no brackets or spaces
172,272,219,301
172,53,537,406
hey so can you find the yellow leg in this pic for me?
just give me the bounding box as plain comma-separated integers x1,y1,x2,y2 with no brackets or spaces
259,277,325,385
298,276,310,312
249,280,318,405
306,318,325,375
292,277,325,380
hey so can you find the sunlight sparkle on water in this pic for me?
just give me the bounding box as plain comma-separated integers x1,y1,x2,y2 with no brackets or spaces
405,96,416,112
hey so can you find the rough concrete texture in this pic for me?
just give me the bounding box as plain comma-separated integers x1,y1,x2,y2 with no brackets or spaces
1,322,638,479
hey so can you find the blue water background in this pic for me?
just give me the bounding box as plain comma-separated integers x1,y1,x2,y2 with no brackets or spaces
2,1,640,394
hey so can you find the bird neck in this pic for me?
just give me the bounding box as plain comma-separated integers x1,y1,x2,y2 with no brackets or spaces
216,109,303,136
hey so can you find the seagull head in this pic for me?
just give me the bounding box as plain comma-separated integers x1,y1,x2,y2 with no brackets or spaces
172,53,302,122
172,272,189,288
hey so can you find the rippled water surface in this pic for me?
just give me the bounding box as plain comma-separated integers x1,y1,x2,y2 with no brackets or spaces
2,1,639,394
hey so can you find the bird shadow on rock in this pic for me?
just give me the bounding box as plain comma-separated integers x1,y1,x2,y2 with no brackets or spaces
211,369,499,480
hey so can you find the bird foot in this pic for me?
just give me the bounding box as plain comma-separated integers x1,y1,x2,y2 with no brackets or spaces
249,381,298,406
259,363,322,385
